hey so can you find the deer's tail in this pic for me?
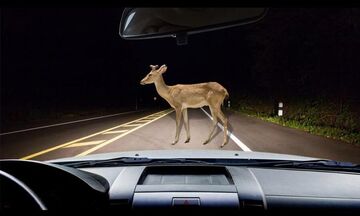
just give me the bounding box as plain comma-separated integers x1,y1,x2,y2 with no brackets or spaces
224,89,229,99
221,88,229,107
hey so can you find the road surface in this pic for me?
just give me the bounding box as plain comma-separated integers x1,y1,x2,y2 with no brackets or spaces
1,108,359,163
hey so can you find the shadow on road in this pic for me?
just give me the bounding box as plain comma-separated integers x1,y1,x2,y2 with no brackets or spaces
167,107,235,144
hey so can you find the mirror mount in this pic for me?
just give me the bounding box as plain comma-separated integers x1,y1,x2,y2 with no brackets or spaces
175,32,188,46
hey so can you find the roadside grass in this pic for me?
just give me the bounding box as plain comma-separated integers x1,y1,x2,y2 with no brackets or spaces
230,98,360,146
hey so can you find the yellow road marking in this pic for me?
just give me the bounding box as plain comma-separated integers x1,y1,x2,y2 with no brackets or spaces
76,109,174,157
20,109,172,160
142,117,155,119
64,140,106,148
121,123,144,127
139,117,156,121
135,119,151,122
147,116,160,119
102,130,128,134
151,114,164,116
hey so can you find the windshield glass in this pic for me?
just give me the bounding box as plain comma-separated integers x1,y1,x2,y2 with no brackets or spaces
1,8,359,164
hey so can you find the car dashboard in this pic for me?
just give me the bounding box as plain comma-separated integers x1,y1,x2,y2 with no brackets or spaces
1,159,360,214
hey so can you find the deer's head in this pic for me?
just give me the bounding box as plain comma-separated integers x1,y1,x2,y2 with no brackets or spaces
140,64,167,85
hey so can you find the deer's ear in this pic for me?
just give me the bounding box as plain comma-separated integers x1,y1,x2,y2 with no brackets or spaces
158,64,167,74
149,65,159,70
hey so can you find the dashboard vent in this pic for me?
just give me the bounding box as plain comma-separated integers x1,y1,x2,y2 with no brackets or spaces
138,166,234,185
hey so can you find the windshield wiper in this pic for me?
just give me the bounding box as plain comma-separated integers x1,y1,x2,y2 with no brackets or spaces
236,159,360,172
56,157,214,168
55,157,360,172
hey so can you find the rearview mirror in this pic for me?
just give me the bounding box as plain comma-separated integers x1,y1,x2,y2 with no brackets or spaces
119,8,268,45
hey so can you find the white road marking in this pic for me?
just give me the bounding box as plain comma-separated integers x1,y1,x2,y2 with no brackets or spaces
200,107,252,152
1,109,145,136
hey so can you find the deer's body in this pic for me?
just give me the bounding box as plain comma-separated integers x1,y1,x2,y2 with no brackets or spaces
159,82,228,108
141,64,229,147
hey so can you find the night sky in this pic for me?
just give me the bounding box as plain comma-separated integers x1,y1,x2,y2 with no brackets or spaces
1,8,360,125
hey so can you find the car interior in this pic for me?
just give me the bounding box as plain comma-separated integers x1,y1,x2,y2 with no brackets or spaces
1,158,360,214
1,7,360,215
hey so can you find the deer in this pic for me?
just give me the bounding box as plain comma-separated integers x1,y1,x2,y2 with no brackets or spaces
140,64,229,148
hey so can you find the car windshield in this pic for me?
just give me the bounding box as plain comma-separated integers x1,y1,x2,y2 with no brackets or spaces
1,8,359,164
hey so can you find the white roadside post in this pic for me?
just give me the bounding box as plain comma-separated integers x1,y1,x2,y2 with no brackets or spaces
278,102,283,116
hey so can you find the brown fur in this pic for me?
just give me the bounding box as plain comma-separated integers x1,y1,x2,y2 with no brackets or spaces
140,64,229,147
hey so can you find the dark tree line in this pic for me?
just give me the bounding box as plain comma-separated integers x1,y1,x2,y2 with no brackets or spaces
243,8,360,103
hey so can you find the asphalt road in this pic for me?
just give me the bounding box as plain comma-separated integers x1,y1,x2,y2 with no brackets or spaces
1,108,359,163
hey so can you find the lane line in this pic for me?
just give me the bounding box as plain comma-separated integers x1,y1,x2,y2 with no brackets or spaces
102,130,128,134
141,117,156,120
20,110,170,160
200,108,252,152
135,120,153,122
1,109,146,136
76,109,174,157
121,123,144,127
64,140,106,148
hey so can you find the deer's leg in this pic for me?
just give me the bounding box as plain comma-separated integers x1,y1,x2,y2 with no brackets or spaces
172,108,182,145
203,106,218,145
182,108,190,143
216,108,229,148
